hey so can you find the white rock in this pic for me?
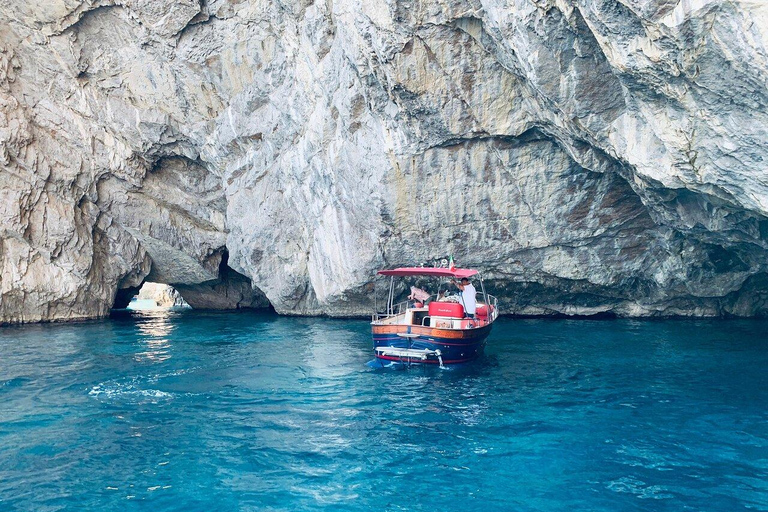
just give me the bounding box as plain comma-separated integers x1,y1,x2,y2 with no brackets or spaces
2,0,768,323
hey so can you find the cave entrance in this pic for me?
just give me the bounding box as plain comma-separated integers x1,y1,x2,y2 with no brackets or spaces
111,250,272,312
125,282,191,310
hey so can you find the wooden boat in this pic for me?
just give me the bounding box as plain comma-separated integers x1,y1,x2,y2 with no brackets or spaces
371,267,498,366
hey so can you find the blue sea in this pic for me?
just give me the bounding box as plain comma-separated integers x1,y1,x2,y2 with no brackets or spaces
1,310,766,511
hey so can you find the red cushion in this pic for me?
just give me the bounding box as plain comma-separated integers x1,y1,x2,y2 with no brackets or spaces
476,304,494,318
429,301,465,318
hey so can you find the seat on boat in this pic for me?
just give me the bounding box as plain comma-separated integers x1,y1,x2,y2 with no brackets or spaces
476,304,494,319
429,301,464,319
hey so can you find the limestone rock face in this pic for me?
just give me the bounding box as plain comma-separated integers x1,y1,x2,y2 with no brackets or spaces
2,0,768,322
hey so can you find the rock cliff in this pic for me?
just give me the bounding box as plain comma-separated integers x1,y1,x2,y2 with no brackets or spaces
2,0,768,323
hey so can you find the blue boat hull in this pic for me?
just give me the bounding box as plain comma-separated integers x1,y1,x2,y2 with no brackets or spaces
371,323,492,364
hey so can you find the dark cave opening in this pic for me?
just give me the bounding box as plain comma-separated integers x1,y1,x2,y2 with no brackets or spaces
113,282,190,310
111,249,272,313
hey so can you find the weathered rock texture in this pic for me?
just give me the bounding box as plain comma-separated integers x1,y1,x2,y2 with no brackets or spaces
2,0,768,322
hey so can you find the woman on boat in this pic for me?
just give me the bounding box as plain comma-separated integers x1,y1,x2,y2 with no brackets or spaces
408,286,430,307
452,277,477,318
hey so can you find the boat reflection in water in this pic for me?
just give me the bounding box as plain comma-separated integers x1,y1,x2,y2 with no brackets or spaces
371,266,498,366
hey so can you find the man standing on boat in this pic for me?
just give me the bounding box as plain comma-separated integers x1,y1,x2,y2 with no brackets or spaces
452,277,477,318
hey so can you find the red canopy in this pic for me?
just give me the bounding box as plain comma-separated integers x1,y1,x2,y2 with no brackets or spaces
377,267,479,278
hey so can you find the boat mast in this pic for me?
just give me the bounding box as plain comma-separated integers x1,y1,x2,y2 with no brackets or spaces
388,275,395,315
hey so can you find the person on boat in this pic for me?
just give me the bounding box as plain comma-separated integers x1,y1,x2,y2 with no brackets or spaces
452,277,477,318
408,286,430,307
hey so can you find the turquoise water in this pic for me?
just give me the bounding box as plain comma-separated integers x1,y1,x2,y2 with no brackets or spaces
126,298,165,310
1,311,766,511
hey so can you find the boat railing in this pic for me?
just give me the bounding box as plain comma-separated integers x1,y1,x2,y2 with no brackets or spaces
372,292,447,322
371,299,411,323
486,294,499,321
372,294,500,324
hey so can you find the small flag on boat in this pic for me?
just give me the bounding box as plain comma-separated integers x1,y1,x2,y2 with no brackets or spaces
449,255,456,271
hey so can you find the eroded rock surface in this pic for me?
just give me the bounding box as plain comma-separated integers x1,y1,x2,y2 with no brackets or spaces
2,0,768,322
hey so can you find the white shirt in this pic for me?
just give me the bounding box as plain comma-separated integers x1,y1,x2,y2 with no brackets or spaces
461,283,477,314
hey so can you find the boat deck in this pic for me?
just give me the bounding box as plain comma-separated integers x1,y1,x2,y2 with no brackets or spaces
372,304,494,330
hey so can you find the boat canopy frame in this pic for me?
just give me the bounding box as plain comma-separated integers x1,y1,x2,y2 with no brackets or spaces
374,267,492,320
377,267,478,279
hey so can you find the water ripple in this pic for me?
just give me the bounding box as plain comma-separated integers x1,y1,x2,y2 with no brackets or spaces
0,313,766,511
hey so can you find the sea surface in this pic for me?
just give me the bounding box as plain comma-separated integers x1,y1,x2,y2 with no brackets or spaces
1,310,766,511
